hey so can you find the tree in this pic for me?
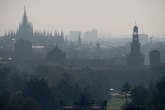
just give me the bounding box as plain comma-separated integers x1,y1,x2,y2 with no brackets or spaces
152,76,165,110
122,82,131,93
0,67,10,110
0,67,10,94
121,82,131,104
22,97,43,110
131,85,148,106
23,78,55,110
124,105,147,110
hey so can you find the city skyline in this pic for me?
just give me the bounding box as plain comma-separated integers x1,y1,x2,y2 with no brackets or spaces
0,0,165,36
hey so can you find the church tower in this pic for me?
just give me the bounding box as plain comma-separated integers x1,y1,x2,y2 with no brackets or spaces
126,25,144,67
131,25,140,53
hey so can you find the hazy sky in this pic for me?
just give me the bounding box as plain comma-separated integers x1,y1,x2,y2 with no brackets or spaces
0,0,165,36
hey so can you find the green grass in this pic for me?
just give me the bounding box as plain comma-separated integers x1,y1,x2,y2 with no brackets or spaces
107,97,126,110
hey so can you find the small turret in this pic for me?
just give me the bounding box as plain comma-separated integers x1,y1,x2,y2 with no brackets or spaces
77,32,82,47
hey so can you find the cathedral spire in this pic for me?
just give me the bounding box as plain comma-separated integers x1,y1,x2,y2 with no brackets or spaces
22,6,28,24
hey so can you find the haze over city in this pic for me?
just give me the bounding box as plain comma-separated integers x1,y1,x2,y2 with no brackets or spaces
0,0,165,36
0,0,165,110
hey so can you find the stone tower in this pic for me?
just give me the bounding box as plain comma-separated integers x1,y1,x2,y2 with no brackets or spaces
126,25,144,67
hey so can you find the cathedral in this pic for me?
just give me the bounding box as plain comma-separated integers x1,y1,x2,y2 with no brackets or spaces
126,25,144,67
1,7,65,49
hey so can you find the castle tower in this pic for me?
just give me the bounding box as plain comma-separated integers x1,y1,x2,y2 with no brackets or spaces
131,25,140,53
126,25,144,67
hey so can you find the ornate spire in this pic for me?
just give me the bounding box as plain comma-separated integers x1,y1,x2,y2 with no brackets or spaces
22,6,28,24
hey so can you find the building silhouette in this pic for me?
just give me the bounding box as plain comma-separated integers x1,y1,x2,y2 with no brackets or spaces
83,29,98,43
149,50,160,67
139,34,149,45
68,31,81,42
126,25,144,67
2,7,65,49
15,39,33,62
47,46,66,65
